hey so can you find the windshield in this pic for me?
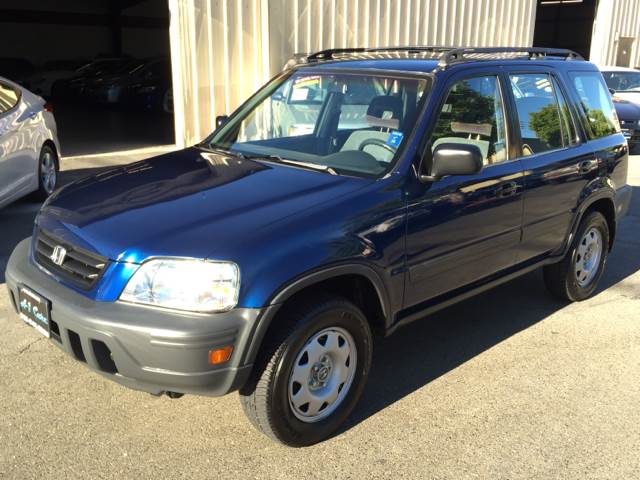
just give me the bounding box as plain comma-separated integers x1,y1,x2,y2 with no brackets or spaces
603,71,640,92
205,70,430,177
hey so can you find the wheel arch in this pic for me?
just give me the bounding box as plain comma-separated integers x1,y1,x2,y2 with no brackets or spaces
241,264,392,366
565,191,616,255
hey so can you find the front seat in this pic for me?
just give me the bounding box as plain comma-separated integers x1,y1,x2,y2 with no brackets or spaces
340,95,404,163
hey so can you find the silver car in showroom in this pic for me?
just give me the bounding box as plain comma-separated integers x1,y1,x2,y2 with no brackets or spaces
0,76,60,209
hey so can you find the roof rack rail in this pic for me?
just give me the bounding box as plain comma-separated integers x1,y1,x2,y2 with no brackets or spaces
293,46,585,70
306,46,454,62
438,47,584,67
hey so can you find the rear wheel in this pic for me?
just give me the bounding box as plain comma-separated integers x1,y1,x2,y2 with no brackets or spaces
239,295,372,447
34,144,58,200
543,211,609,301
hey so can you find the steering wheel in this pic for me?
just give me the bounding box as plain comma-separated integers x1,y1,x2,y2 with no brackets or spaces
358,138,397,155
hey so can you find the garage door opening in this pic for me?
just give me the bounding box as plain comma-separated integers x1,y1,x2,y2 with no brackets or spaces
0,0,174,157
533,0,598,60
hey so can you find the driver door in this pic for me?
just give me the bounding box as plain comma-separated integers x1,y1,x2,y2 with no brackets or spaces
404,72,525,308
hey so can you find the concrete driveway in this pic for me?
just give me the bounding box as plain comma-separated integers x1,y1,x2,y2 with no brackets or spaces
1,152,639,479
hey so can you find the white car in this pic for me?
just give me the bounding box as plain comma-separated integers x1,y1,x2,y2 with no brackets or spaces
0,76,60,209
600,65,640,104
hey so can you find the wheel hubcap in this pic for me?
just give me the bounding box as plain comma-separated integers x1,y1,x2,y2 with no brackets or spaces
288,327,357,423
41,152,56,194
575,227,603,287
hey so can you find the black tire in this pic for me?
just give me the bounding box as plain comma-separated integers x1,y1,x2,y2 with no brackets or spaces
33,144,59,201
543,211,609,301
239,294,373,447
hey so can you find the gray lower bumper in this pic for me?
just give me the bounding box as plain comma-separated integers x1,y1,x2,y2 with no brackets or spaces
5,238,270,397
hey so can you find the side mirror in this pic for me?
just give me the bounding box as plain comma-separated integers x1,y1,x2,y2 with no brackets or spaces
420,143,483,182
609,87,616,95
216,115,229,128
271,92,284,102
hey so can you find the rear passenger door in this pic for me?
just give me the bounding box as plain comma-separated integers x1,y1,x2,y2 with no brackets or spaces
505,68,596,262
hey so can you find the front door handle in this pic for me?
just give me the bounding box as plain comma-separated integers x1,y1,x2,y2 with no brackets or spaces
496,181,518,198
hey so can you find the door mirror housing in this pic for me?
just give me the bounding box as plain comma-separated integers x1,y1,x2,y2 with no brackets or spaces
419,143,484,182
608,87,616,95
216,115,229,128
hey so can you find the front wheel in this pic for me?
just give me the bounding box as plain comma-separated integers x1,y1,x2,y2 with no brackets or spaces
543,211,609,301
239,295,373,447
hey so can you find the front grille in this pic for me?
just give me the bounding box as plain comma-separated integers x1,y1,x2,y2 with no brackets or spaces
34,229,108,290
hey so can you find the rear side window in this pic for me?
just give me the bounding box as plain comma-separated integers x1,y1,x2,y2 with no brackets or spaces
0,81,20,114
509,73,575,155
570,72,619,139
431,75,508,165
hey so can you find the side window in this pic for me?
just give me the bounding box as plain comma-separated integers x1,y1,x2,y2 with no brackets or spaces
0,82,20,114
431,75,508,166
570,72,619,139
509,73,573,155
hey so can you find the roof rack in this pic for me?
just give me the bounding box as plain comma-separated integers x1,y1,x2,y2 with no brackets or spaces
293,46,584,70
439,47,584,67
306,46,454,62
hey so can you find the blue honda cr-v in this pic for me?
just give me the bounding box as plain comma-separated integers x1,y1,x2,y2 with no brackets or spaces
6,47,632,446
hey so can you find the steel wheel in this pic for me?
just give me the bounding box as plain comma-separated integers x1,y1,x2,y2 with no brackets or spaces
288,326,357,423
574,227,603,287
40,150,57,194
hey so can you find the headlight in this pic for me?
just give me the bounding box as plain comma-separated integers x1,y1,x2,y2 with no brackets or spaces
120,258,240,312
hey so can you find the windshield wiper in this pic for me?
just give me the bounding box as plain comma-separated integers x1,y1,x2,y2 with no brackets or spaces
245,154,338,175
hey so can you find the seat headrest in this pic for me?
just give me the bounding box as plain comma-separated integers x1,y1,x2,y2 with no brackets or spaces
366,95,403,129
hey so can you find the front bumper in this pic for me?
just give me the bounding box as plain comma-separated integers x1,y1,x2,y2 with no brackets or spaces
6,238,270,397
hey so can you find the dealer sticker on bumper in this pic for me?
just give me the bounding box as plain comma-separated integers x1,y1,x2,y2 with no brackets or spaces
18,286,51,338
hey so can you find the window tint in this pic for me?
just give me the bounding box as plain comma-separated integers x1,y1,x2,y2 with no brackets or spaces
570,72,619,139
509,73,572,155
0,81,19,113
431,75,508,165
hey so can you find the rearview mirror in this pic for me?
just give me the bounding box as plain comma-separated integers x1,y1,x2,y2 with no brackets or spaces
216,115,229,128
419,143,483,182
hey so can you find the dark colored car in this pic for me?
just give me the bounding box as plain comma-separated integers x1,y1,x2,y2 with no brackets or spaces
6,47,632,446
81,58,172,112
121,58,173,113
51,58,133,99
612,96,640,152
600,66,640,152
0,58,36,86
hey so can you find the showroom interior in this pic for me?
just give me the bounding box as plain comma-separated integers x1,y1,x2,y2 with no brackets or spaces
0,0,174,156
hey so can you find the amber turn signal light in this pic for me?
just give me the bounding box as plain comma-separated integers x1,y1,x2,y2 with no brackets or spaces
209,346,233,365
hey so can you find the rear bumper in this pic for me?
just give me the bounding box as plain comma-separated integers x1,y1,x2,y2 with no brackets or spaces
5,238,272,397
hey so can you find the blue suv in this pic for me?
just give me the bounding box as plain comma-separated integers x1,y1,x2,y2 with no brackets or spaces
6,47,632,446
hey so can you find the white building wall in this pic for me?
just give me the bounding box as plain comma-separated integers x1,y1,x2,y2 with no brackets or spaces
590,0,640,67
169,0,537,147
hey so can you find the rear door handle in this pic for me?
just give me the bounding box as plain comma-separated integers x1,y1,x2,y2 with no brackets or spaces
579,159,598,174
496,181,518,198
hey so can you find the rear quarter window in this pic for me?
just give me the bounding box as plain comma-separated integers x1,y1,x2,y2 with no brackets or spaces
569,72,619,139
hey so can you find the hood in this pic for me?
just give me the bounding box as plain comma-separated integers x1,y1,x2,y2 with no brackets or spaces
613,95,640,120
613,91,640,107
38,147,368,262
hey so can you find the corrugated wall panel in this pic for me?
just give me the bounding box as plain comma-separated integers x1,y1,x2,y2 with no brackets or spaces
591,0,640,67
171,0,537,147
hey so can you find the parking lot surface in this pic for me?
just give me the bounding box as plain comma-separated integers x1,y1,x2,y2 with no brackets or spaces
1,152,639,479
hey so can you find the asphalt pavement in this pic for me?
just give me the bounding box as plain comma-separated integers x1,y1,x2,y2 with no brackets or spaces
1,151,639,479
